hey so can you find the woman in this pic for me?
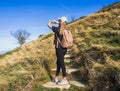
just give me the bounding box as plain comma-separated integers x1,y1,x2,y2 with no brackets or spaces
47,16,69,85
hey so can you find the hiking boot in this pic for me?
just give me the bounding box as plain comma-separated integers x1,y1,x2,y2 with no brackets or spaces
52,77,59,83
57,79,69,85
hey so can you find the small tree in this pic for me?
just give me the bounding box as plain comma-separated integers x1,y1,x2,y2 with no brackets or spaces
39,34,44,38
11,29,31,46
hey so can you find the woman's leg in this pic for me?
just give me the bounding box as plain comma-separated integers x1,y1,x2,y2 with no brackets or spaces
61,47,67,78
56,47,67,77
56,60,61,76
55,48,60,77
57,47,69,85
57,47,67,77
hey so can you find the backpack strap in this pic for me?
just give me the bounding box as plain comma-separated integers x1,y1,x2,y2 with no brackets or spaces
56,30,67,46
56,34,62,46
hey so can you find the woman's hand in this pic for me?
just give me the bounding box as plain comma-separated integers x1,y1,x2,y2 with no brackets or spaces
48,20,59,29
51,20,59,24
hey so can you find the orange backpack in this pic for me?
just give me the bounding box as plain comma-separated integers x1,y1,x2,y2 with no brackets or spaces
57,30,73,48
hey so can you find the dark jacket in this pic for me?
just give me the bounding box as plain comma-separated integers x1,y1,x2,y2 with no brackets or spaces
52,26,63,48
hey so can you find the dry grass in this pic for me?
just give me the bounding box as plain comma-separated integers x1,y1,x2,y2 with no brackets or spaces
0,32,56,90
68,2,120,91
0,2,120,91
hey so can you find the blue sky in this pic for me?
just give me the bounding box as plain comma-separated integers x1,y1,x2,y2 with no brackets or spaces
0,0,119,53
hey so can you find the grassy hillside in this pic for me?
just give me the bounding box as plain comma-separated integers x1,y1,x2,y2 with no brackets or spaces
67,2,120,91
0,2,120,91
0,33,56,90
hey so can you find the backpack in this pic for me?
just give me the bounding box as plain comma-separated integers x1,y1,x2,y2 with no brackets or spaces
57,29,73,48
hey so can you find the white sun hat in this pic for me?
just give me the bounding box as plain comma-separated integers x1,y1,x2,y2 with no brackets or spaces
58,16,68,22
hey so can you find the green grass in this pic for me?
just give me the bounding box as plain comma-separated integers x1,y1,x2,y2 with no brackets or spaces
110,54,120,61
65,61,73,66
112,27,120,30
108,36,120,47
79,32,86,37
100,31,119,38
39,76,50,83
0,54,4,59
84,38,91,45
0,49,18,59
90,31,101,38
7,74,31,91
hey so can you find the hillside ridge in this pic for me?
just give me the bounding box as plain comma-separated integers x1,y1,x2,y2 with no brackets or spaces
0,2,120,91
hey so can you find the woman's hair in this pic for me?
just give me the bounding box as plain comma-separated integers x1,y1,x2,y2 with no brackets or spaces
59,21,68,35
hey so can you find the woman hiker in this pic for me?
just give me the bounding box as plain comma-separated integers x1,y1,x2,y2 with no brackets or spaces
47,16,69,85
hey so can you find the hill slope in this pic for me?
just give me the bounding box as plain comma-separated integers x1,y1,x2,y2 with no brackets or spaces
0,2,120,91
0,34,56,90
67,2,120,91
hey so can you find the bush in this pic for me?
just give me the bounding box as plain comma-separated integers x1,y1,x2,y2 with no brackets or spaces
101,31,119,38
94,67,120,91
90,31,101,38
108,36,120,46
111,54,120,61
84,38,91,45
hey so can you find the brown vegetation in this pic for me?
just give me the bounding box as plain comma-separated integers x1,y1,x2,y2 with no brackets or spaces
0,2,120,91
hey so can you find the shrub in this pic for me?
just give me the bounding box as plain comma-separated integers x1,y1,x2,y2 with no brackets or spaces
108,36,120,46
94,67,120,91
